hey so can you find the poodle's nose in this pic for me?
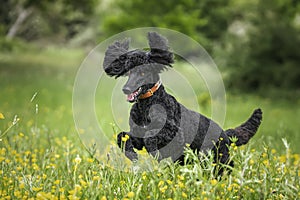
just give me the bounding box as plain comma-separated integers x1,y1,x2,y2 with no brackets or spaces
122,86,132,95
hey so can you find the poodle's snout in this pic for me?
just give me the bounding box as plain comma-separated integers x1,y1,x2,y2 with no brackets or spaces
122,86,132,95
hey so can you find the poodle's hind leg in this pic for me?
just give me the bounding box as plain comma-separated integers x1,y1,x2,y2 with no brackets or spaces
214,152,234,176
144,137,162,161
117,132,138,161
213,136,234,176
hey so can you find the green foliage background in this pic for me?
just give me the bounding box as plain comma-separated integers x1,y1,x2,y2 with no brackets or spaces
223,0,300,90
1,0,300,90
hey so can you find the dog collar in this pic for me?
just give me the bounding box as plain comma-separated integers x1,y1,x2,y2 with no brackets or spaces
139,80,162,100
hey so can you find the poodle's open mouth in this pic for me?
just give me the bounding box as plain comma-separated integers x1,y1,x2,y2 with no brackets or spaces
127,87,142,102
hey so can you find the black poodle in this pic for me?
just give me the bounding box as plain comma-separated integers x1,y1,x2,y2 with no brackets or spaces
103,32,262,171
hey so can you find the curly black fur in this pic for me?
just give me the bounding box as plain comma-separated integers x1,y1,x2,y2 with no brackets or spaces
103,32,173,78
103,32,263,175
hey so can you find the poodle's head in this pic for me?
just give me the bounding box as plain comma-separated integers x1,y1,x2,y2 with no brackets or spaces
103,32,174,102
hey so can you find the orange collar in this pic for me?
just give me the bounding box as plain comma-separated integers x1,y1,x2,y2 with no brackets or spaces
138,81,162,100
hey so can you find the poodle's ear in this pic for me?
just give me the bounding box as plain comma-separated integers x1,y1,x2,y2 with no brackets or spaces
148,32,169,51
103,38,130,77
147,32,174,67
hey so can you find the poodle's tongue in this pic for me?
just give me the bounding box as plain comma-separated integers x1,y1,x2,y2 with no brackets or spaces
127,93,135,102
127,88,141,102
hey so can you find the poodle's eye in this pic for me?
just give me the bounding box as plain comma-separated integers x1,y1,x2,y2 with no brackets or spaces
119,55,126,61
140,72,145,76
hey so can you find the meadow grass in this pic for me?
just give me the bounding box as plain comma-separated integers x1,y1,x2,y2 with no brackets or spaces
0,49,299,199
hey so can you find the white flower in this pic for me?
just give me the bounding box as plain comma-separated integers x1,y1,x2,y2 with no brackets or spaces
74,154,82,164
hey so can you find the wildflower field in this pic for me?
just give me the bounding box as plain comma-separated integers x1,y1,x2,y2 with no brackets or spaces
1,49,300,199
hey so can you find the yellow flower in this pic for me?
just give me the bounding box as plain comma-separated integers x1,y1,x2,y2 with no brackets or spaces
122,134,130,142
210,179,218,186
228,186,232,191
158,180,164,187
182,192,188,198
177,175,184,180
142,172,147,180
279,155,286,163
37,192,52,199
263,159,269,166
127,191,135,198
19,183,25,189
0,148,6,155
100,196,107,200
32,163,39,170
249,159,255,165
14,191,22,198
137,146,148,155
93,176,100,181
120,180,125,185
74,184,81,191
80,180,87,187
55,154,60,158
0,113,5,119
159,185,168,193
262,153,267,158
32,187,42,192
87,158,94,163
177,181,184,188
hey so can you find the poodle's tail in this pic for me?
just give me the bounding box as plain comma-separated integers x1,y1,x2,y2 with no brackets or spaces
225,108,262,146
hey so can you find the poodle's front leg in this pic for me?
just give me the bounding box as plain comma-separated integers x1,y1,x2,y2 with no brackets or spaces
144,137,159,158
117,132,138,161
144,129,161,160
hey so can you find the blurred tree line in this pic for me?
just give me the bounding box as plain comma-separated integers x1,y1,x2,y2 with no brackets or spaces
0,0,97,43
1,0,299,91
